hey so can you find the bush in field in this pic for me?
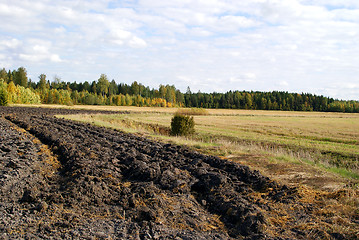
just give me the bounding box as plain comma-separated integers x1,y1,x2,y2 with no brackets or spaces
0,88,8,106
171,113,195,136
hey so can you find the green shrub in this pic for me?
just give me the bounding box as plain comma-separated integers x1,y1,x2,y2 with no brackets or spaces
171,113,195,136
0,88,8,106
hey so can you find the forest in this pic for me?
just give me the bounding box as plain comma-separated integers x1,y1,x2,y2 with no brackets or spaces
1,67,359,113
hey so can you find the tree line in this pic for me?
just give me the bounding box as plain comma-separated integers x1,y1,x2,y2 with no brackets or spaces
184,90,359,112
1,67,358,113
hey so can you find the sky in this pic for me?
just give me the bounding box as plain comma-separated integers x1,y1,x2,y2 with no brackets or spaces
0,0,358,100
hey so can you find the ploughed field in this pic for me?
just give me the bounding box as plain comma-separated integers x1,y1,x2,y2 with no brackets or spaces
0,106,356,239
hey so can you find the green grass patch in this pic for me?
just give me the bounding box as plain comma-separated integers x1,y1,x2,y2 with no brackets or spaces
328,167,359,180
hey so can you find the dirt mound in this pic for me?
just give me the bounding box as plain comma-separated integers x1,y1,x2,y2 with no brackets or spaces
0,106,354,239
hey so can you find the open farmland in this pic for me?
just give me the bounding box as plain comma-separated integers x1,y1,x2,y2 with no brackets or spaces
1,106,358,239
63,107,359,184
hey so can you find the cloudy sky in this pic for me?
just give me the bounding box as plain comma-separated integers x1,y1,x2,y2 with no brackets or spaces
1,0,358,100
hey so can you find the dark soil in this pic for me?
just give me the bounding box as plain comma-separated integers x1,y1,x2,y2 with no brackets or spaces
0,106,355,239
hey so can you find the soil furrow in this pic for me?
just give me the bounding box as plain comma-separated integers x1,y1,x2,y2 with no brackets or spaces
6,114,273,238
2,110,232,239
0,117,62,238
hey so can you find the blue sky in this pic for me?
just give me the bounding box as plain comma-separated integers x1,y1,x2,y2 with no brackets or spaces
0,0,358,100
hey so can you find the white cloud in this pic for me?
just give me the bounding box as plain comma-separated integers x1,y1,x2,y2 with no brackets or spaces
300,0,359,9
109,29,132,45
129,36,147,48
108,29,147,48
16,39,62,63
0,2,32,18
332,9,359,22
0,0,358,100
229,73,257,83
218,15,259,28
50,54,62,63
190,28,213,37
0,38,22,49
279,81,289,87
317,82,359,100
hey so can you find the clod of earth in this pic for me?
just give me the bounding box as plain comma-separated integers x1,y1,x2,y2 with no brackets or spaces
0,106,356,239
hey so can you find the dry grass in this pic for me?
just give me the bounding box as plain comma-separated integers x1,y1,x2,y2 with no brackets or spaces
176,108,209,115
253,185,359,239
